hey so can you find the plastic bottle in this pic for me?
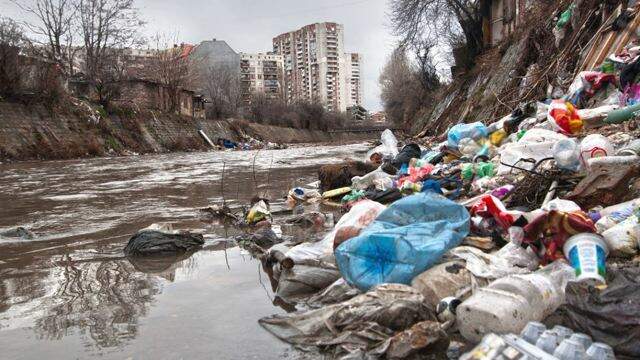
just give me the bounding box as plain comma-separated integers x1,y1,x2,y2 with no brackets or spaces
457,261,576,342
579,134,614,168
554,138,582,171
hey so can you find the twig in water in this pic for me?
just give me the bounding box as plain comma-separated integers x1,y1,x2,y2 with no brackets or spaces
262,153,275,199
252,149,261,195
221,161,226,205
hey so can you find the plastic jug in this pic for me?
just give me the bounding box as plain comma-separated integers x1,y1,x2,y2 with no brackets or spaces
457,261,575,342
579,134,614,168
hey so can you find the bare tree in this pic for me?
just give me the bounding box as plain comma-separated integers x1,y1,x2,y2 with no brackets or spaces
379,47,414,125
389,0,486,66
75,0,144,106
203,63,241,119
145,33,201,113
412,39,441,93
0,17,30,97
11,0,78,76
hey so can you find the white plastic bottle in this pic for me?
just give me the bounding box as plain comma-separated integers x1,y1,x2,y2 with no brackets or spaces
457,261,576,342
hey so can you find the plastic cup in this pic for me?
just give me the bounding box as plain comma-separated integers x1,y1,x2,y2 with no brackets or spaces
563,234,609,285
553,339,588,360
586,343,616,360
520,321,546,344
570,333,593,350
536,330,560,354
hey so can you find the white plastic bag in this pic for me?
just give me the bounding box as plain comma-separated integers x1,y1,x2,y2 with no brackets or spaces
351,168,394,191
498,129,567,175
285,200,386,263
365,129,398,163
602,215,640,257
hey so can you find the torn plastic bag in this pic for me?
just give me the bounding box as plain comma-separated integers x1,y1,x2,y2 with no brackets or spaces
447,122,489,150
285,200,386,264
548,100,583,135
335,193,470,292
366,129,398,163
448,244,539,280
556,266,640,359
601,214,640,257
259,284,434,356
276,260,341,301
498,129,568,175
351,168,394,191
305,278,360,309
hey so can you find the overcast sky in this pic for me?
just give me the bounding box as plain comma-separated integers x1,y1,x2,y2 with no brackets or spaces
2,0,398,111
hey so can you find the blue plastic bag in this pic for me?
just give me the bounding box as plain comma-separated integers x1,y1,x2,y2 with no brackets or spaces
447,122,489,149
335,193,470,291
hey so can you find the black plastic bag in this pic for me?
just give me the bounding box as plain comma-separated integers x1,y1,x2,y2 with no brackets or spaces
556,266,640,359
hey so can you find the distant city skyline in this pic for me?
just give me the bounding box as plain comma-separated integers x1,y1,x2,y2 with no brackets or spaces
1,0,396,111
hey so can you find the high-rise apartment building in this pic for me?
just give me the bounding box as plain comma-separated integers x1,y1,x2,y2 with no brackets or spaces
273,22,362,112
344,53,363,109
239,53,284,104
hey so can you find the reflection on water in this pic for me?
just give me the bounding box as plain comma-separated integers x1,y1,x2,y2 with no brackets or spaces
33,257,162,348
0,144,367,359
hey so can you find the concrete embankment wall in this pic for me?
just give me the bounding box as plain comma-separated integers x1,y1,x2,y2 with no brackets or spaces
0,102,377,162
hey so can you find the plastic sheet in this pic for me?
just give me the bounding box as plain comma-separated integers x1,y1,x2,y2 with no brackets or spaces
335,193,470,291
366,129,398,163
259,284,434,357
275,261,341,301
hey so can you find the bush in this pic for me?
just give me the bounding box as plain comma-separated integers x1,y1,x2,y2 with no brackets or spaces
242,93,348,131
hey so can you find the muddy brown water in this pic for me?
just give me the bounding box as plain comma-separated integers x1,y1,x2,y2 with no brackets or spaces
0,143,368,359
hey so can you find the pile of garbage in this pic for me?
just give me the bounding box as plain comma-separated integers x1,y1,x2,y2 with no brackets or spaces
214,136,287,151
244,5,640,357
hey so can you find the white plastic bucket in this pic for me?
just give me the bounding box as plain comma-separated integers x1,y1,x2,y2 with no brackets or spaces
563,234,609,284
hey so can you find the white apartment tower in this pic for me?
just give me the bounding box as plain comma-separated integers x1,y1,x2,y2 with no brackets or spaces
239,53,284,104
344,53,363,108
273,22,362,112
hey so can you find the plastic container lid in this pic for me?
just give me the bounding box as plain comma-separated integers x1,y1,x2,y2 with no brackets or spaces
586,342,616,360
553,339,588,360
520,321,547,344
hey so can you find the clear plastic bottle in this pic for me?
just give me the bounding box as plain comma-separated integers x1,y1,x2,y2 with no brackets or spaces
554,138,581,171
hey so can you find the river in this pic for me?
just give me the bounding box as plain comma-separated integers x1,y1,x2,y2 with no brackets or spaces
0,143,368,359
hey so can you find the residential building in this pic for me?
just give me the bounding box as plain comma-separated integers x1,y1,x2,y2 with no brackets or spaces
191,39,241,70
347,105,368,123
344,53,363,108
239,53,284,104
190,39,241,102
273,22,362,112
371,111,387,124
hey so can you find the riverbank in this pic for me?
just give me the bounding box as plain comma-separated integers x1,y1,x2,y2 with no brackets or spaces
0,101,380,162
